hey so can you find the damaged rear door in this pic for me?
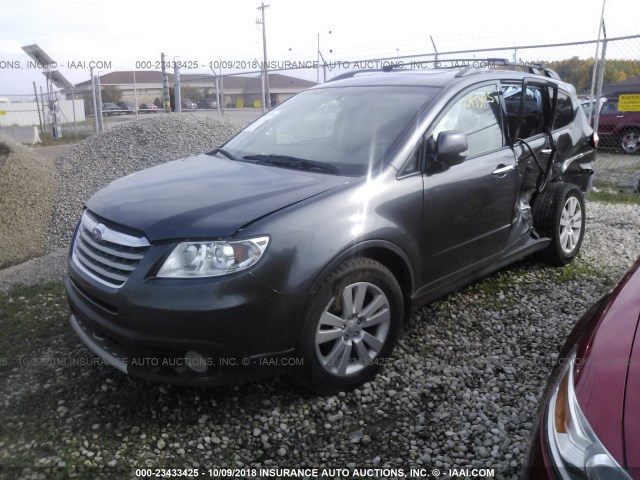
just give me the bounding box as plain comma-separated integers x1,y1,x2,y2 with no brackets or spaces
500,79,558,245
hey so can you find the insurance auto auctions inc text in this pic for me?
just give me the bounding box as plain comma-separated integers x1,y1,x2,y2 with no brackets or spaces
191,467,495,478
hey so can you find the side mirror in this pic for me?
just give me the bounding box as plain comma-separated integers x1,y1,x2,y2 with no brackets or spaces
436,130,468,166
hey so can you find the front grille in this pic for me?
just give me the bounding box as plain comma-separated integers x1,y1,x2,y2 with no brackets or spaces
72,211,150,288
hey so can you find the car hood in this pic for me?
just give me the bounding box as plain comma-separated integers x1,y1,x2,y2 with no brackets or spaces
86,153,349,241
573,259,640,469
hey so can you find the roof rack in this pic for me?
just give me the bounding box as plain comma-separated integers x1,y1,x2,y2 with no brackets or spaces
327,58,561,82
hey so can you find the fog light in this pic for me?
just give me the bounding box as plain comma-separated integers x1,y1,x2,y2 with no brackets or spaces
184,350,208,373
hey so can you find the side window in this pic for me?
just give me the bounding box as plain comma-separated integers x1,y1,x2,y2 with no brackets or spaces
431,85,503,158
502,84,550,139
399,141,424,176
554,91,574,129
600,100,618,114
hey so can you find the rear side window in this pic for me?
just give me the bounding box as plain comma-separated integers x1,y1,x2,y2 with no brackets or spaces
431,84,504,157
502,84,550,140
554,91,574,129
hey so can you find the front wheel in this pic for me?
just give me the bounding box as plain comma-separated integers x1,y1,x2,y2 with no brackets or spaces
294,258,403,394
620,129,640,154
532,183,586,266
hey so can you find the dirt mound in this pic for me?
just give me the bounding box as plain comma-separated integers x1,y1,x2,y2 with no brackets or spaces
0,134,57,268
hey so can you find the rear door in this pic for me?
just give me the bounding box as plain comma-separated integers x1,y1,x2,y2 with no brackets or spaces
500,80,555,197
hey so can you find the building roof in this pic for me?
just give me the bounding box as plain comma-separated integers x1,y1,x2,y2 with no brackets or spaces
603,76,640,96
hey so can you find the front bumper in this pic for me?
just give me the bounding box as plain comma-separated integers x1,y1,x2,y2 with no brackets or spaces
65,252,307,385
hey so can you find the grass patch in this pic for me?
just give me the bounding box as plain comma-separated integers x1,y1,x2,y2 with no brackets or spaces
471,264,533,296
589,188,640,205
0,282,69,373
548,259,606,283
38,133,86,146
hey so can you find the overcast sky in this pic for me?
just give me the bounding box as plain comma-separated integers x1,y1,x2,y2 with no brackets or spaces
1,0,638,94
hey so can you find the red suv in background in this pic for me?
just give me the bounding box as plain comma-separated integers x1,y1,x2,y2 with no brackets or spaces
596,96,640,154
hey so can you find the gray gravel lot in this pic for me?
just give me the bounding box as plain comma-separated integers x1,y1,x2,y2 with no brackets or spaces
1,115,639,479
0,201,638,480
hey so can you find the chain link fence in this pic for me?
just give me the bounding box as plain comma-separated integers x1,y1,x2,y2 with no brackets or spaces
1,35,639,154
0,90,92,142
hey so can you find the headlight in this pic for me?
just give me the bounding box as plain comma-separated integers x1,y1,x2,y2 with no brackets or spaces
157,236,269,278
545,352,631,479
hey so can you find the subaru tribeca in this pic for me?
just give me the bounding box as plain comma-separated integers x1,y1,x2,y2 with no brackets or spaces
66,64,597,393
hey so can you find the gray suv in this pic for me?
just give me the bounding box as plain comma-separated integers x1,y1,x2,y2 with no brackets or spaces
66,63,596,393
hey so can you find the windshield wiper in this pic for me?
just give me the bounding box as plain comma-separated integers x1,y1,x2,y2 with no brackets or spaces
243,154,340,175
210,148,239,161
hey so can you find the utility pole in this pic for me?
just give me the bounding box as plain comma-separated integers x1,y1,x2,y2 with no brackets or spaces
174,61,182,113
588,0,607,123
593,21,608,136
317,30,332,84
161,52,171,113
95,72,104,132
90,67,99,133
256,3,270,109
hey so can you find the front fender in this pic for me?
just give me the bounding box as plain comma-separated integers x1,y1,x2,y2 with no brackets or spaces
244,172,423,296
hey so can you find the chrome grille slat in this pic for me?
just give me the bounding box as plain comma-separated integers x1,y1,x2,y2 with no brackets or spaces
71,211,150,288
79,229,146,260
75,249,130,282
76,240,136,272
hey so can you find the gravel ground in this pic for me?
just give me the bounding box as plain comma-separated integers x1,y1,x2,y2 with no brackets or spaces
593,152,640,190
0,248,66,294
0,201,638,480
1,116,639,479
0,135,56,269
47,114,241,251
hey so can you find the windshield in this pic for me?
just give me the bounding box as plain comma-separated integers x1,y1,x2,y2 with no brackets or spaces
222,86,438,176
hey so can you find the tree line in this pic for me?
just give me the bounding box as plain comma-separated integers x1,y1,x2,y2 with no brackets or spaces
547,57,640,94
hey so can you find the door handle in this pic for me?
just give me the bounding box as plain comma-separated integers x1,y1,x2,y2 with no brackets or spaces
617,115,625,118
541,148,552,155
492,164,515,175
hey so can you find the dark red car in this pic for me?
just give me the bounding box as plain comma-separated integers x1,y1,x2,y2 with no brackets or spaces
526,257,640,479
596,96,640,154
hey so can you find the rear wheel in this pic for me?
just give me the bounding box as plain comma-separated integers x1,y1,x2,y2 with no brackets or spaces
532,183,585,266
620,129,640,154
295,258,403,394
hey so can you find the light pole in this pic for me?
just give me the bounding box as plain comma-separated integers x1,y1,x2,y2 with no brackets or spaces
256,3,270,109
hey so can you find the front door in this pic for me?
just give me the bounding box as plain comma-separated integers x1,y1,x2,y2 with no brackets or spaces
421,83,518,286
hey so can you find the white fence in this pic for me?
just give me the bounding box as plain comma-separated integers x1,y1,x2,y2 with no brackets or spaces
0,98,85,127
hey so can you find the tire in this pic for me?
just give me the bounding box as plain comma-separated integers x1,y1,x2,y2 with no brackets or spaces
620,129,640,154
294,258,403,394
532,183,586,266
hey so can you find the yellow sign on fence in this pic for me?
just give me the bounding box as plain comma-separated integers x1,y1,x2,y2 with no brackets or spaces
236,99,244,108
0,111,6,116
619,94,640,112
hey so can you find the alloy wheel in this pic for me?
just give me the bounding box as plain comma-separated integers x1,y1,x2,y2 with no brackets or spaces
315,282,391,377
621,131,640,154
559,196,583,255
